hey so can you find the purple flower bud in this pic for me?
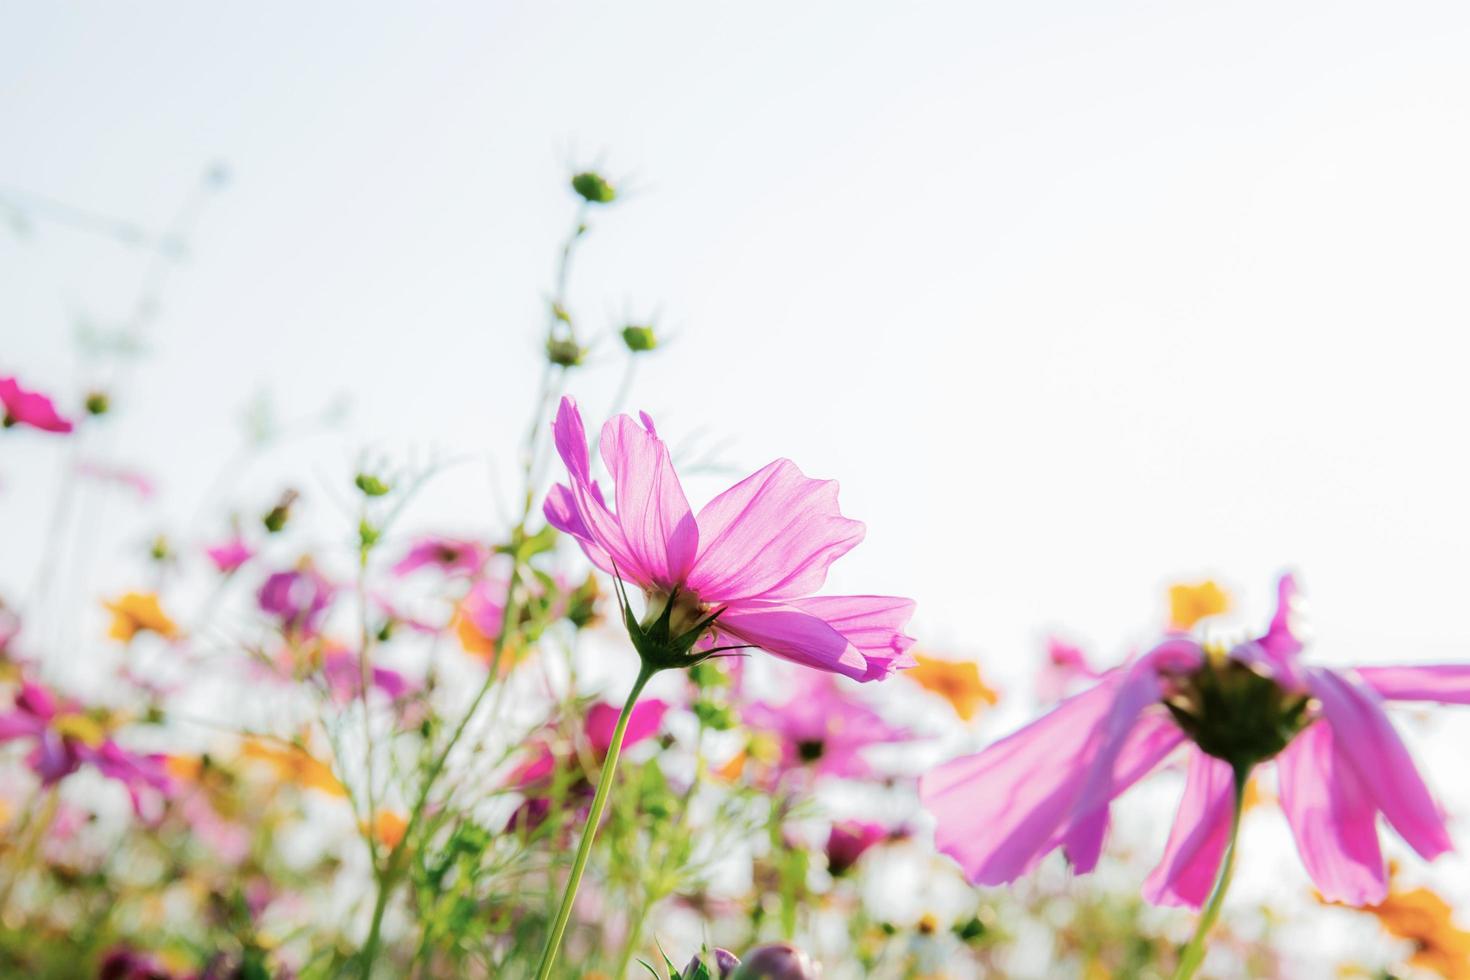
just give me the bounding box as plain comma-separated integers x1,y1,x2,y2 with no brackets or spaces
731,944,819,979
683,948,740,978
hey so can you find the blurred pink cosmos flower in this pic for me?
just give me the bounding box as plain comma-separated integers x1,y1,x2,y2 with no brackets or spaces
0,376,73,433
320,646,412,704
743,671,912,782
920,574,1470,907
0,682,171,817
825,819,897,876
257,565,335,635
1037,636,1102,703
205,535,254,574
543,397,915,681
75,461,156,499
392,536,489,577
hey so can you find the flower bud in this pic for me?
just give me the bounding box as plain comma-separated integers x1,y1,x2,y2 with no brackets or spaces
354,473,390,497
571,171,616,204
545,337,587,368
620,324,658,352
731,944,819,979
85,390,111,416
262,489,299,534
683,949,740,979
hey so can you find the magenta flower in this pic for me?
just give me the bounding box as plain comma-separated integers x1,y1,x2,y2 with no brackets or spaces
0,376,73,434
205,535,255,574
257,565,335,635
743,671,912,782
825,819,896,876
0,682,171,817
544,397,915,681
920,575,1469,907
392,535,489,577
321,646,412,704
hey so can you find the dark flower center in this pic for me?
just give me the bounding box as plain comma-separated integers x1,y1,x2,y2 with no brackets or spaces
1164,654,1312,772
796,739,826,763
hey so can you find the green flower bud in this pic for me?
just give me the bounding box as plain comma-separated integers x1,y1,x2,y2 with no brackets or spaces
85,391,111,416
354,473,390,497
570,171,616,204
620,324,658,352
545,337,587,368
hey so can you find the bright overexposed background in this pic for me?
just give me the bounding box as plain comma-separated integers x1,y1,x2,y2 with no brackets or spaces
4,3,1470,972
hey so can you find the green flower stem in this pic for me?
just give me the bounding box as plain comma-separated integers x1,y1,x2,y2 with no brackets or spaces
535,662,657,980
1172,764,1250,980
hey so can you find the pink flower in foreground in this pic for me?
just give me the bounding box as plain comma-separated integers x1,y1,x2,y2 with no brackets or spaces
0,376,73,434
392,536,489,577
205,536,254,574
0,682,171,817
743,671,913,782
544,397,915,681
920,575,1469,907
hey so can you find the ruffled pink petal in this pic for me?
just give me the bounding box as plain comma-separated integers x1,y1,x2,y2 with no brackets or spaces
599,413,698,589
785,595,917,681
586,698,668,756
0,377,74,434
0,709,45,741
919,680,1119,886
1062,639,1203,873
687,460,864,603
548,398,650,584
716,604,868,681
1142,749,1235,908
1355,664,1470,704
1277,720,1387,905
1307,667,1452,861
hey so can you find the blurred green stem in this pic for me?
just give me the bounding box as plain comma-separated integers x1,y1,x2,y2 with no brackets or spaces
535,662,656,980
1172,765,1249,980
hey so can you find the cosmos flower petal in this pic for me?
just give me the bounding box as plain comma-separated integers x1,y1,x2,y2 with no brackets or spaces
1062,639,1203,873
1142,749,1236,908
919,680,1119,886
549,398,655,585
1355,664,1470,705
599,412,698,588
1277,720,1388,905
1308,667,1453,862
586,698,667,756
785,595,917,681
717,604,869,681
688,459,864,603
543,483,614,574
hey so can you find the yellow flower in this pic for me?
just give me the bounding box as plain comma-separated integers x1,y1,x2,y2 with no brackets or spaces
1366,886,1470,979
240,738,347,797
51,712,107,747
103,591,180,642
1168,580,1230,631
905,654,999,721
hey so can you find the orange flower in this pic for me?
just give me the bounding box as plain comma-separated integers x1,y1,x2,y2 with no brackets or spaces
369,810,408,849
1366,886,1470,979
905,654,998,721
1167,580,1230,631
240,738,347,797
164,754,204,783
103,591,180,642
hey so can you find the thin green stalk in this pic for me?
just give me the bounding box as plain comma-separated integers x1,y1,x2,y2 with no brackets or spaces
535,663,657,980
1172,765,1250,980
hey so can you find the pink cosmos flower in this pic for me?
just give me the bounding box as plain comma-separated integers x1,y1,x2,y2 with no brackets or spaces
743,671,913,782
392,536,489,577
543,397,915,682
205,536,255,574
1037,636,1102,703
0,376,73,434
257,565,335,635
75,461,156,499
506,698,668,832
920,575,1469,907
320,646,412,704
825,819,898,876
0,682,171,817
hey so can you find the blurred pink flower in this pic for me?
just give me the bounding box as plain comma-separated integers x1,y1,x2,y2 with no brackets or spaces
392,536,489,577
825,819,896,876
920,575,1469,908
743,671,913,782
1037,636,1102,703
320,645,412,703
0,682,171,817
0,376,73,434
544,397,915,681
257,564,335,635
75,461,156,499
205,536,254,574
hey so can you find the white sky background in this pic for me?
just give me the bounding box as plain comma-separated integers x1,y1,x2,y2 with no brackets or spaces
4,1,1470,968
